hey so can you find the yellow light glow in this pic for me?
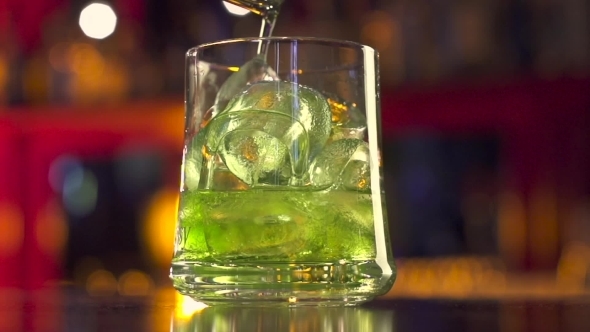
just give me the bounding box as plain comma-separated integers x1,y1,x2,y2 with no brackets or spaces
385,256,509,299
79,3,117,39
48,43,70,72
175,293,208,321
0,54,8,101
68,43,105,77
556,241,590,290
530,185,559,267
360,11,395,50
498,191,527,268
228,66,240,72
118,270,154,296
73,256,103,285
0,203,24,256
222,1,250,16
86,269,118,296
148,288,177,332
35,200,68,258
141,190,179,267
22,54,49,103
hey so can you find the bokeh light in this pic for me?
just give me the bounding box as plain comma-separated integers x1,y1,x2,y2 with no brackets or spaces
48,155,98,218
141,189,179,268
388,256,507,299
48,155,83,193
62,169,98,218
0,203,24,256
360,11,395,50
556,241,590,291
86,269,118,296
498,191,527,268
118,270,154,296
36,200,68,258
67,43,105,77
175,293,208,321
79,2,117,39
0,54,8,103
222,1,250,16
73,256,104,285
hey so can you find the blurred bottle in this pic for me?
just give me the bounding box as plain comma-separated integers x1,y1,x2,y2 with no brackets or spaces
0,10,24,106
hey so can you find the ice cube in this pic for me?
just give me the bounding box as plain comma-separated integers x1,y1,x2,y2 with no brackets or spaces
340,159,371,191
182,131,210,190
213,55,278,116
309,138,371,190
223,81,332,160
219,129,290,186
182,150,201,191
326,95,367,141
208,167,249,191
202,110,310,187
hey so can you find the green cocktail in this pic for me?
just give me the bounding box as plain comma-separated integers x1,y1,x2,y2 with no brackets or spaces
176,189,375,262
171,38,395,306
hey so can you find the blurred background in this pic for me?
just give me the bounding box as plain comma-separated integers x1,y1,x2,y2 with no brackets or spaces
0,0,589,301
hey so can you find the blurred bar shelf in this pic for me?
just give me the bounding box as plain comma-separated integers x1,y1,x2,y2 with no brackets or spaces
0,76,588,289
0,99,184,289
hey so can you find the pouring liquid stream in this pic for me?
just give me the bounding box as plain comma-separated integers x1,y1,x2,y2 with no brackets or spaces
209,0,285,117
224,0,284,54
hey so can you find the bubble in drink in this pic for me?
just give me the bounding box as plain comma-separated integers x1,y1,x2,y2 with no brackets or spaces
309,138,371,190
224,81,332,160
213,55,278,116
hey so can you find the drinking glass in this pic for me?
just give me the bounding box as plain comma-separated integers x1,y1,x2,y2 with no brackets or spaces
171,37,395,306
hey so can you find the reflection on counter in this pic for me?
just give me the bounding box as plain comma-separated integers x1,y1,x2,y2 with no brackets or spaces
61,249,590,303
173,305,394,332
2,283,589,332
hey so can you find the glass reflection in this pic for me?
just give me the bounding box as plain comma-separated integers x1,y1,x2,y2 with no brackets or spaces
173,305,394,332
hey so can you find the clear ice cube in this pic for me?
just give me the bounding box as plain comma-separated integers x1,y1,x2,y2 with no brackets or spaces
213,55,278,116
340,159,371,191
309,138,371,190
202,110,310,187
326,95,367,141
208,167,249,191
182,150,201,191
223,81,332,160
182,130,211,191
219,129,289,186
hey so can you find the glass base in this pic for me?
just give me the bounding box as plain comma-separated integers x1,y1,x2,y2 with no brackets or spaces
170,260,395,307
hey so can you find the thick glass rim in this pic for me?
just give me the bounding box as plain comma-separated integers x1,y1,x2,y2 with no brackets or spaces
190,37,375,53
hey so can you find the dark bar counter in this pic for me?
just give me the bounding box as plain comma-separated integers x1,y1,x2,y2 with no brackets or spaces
1,285,589,332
